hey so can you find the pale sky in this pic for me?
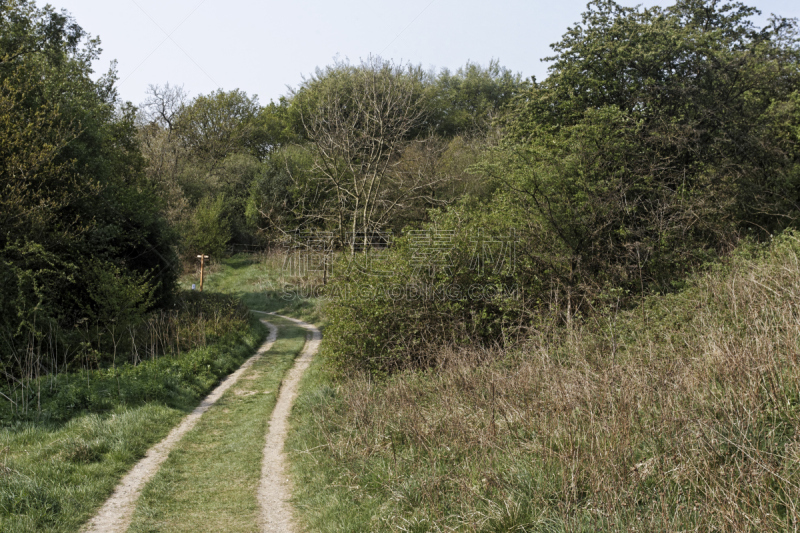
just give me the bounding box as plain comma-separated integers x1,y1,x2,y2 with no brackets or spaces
36,0,800,106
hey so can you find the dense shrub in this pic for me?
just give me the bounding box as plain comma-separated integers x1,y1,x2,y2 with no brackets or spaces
322,223,524,375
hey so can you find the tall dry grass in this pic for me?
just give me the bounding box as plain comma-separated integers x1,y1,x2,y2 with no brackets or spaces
296,233,800,531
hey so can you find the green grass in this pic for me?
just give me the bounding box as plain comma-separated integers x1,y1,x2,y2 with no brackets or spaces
128,316,307,533
0,405,183,533
0,317,269,532
286,355,382,533
187,253,324,325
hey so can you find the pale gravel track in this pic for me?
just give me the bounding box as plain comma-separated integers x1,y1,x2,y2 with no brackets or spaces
253,311,322,533
82,320,279,533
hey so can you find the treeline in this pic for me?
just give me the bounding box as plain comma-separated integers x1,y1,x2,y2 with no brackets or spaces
136,58,525,257
3,0,800,387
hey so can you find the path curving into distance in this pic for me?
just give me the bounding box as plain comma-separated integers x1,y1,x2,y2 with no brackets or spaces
82,320,279,533
253,311,322,533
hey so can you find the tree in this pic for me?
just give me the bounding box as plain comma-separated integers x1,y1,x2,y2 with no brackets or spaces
176,88,265,166
182,195,231,259
245,145,328,238
137,83,191,225
429,59,527,137
292,56,442,252
1,0,178,381
485,0,800,299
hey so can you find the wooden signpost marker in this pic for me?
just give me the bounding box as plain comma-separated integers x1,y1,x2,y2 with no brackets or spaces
197,254,209,292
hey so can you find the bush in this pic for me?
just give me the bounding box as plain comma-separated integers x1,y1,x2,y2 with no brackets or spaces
181,195,232,260
322,221,524,375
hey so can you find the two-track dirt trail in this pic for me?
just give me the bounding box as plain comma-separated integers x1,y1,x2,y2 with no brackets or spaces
82,312,321,533
253,312,322,532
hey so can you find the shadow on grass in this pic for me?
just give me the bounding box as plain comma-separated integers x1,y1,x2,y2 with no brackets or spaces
222,255,258,270
240,291,323,326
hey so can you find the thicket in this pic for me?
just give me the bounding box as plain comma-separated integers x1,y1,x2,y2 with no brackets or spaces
1,289,252,420
321,0,800,375
1,1,181,399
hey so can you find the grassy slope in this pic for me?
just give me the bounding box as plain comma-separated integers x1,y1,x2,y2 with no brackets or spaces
0,317,268,533
128,316,307,533
287,234,800,532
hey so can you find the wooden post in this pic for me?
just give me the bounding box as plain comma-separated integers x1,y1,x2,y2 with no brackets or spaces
197,254,209,292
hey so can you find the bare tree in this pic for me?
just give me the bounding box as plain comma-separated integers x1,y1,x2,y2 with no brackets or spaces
137,84,190,224
294,56,443,253
139,83,188,133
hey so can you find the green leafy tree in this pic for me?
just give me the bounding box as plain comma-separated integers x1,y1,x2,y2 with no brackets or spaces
182,195,232,259
486,0,800,299
1,0,178,380
430,59,527,137
245,145,328,238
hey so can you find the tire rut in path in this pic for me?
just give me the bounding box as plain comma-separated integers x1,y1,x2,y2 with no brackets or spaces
82,320,279,533
254,311,322,533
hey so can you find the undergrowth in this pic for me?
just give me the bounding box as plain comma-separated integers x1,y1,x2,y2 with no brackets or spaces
289,232,800,531
2,290,253,419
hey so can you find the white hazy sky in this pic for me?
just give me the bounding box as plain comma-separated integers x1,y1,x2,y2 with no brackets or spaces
36,0,800,106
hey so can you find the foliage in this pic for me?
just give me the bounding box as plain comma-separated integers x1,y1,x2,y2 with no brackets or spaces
245,145,324,237
292,230,800,532
175,88,266,165
180,195,232,260
291,56,437,249
137,86,307,251
429,59,527,137
485,0,800,302
321,220,521,375
1,0,179,388
318,0,800,376
136,60,520,252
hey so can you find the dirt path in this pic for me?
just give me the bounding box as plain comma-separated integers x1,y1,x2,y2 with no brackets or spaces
253,312,322,533
82,320,279,533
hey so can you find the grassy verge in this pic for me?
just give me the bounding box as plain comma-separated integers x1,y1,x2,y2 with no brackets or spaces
128,316,307,533
0,314,268,532
287,355,381,532
287,234,800,531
